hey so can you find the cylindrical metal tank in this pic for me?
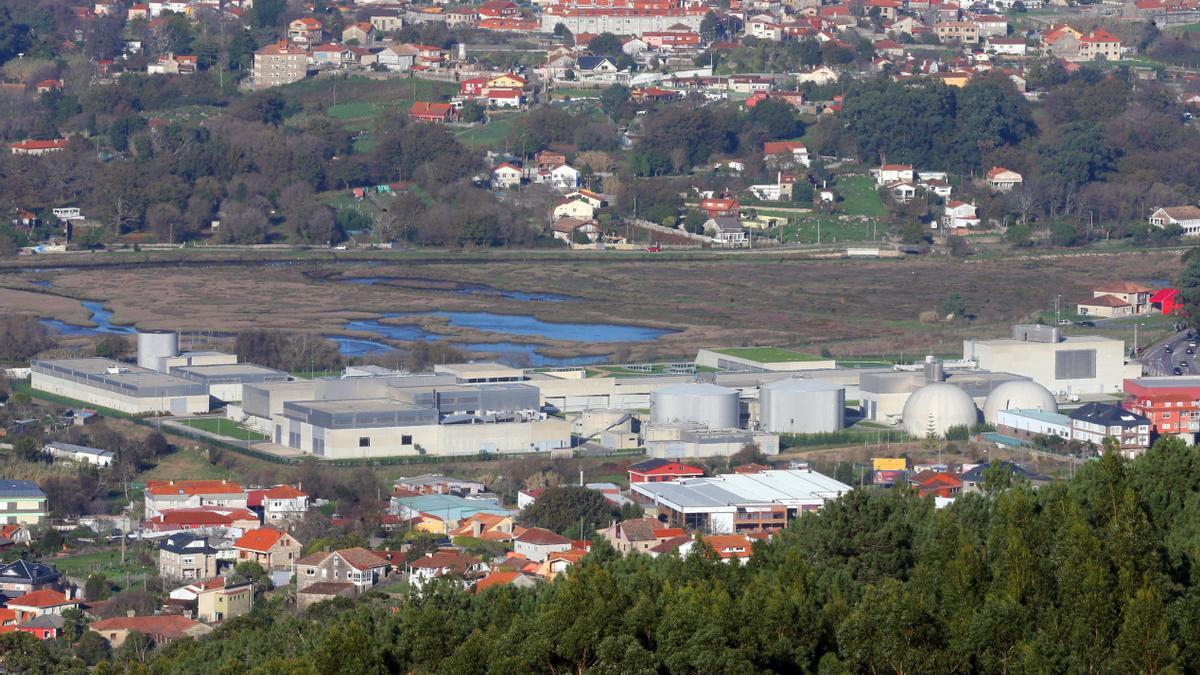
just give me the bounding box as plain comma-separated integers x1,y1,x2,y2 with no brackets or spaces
923,356,944,383
760,378,844,433
650,383,739,429
137,331,178,372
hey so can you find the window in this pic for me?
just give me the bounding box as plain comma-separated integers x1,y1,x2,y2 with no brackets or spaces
359,437,370,448
402,435,412,445
1163,412,1172,419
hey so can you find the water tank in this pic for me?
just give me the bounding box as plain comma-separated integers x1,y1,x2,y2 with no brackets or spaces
650,383,739,429
982,380,1058,423
901,382,978,437
137,331,178,372
923,356,944,383
760,378,844,433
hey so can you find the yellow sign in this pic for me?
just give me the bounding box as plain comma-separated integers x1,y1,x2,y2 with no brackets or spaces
872,457,907,472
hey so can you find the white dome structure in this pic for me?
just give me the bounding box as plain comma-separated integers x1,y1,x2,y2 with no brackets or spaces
902,382,978,438
981,380,1058,424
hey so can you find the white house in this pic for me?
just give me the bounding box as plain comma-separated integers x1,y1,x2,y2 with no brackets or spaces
795,66,838,85
553,198,595,221
1149,206,1200,236
940,201,980,229
873,164,915,186
377,45,417,71
986,167,1023,192
746,14,783,40
575,56,624,83
547,164,580,190
551,218,601,243
705,216,748,246
42,442,114,467
255,485,309,525
514,528,572,562
492,163,523,190
988,37,1027,56
622,37,649,57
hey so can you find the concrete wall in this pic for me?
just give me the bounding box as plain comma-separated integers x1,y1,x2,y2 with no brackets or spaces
274,416,572,459
964,338,1141,395
32,372,210,415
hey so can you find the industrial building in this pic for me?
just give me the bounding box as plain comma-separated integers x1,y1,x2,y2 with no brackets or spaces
31,358,210,415
758,378,845,433
630,469,852,534
859,358,1026,427
901,382,979,437
643,424,779,458
694,348,836,373
995,409,1071,442
42,441,114,467
981,380,1058,424
964,324,1141,395
170,363,290,403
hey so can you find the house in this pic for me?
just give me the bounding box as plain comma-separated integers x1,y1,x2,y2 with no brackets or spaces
478,0,520,17
940,201,979,229
460,77,490,97
1069,402,1151,457
595,518,686,554
551,218,601,244
0,560,61,598
312,44,348,67
934,21,980,44
908,470,962,498
252,41,308,89
475,570,537,592
872,164,914,186
409,101,457,124
378,44,419,71
0,481,46,526
18,614,63,640
7,590,78,622
369,9,404,33
487,88,525,108
10,139,69,156
147,53,197,74
889,181,917,203
762,141,810,167
1149,288,1181,315
1149,206,1200,236
514,527,572,562
536,151,567,169
534,548,588,580
677,534,758,564
795,65,839,85
553,198,595,221
746,15,784,41
294,547,390,595
288,17,323,44
89,615,211,649
143,507,261,534
1077,294,1133,319
233,528,302,572
408,550,488,589
492,162,523,189
628,459,705,483
575,56,623,83
158,533,220,581
728,76,773,94
516,487,544,509
622,37,649,56
1091,282,1154,314
988,37,1027,56
191,577,253,622
986,167,1023,192
699,196,739,218
41,441,113,467
144,480,246,519
487,73,526,89
567,189,607,208
1079,29,1121,61
447,513,523,542
247,484,309,525
706,217,748,246
0,525,30,546
546,164,580,190
342,22,375,45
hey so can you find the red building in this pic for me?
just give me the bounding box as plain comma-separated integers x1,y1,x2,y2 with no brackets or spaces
1123,376,1200,437
460,77,490,97
628,459,704,483
908,470,962,498
409,101,457,124
1150,288,1181,315
699,196,739,218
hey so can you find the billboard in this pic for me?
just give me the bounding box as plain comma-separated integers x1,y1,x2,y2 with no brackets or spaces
873,470,906,486
872,457,908,472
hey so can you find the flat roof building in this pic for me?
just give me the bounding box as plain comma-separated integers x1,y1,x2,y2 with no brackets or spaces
631,469,851,534
170,363,290,403
31,358,209,415
42,441,115,467
964,326,1141,395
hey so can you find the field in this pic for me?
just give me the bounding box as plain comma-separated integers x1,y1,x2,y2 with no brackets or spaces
177,417,269,442
54,547,157,589
836,174,888,217
714,347,824,362
134,447,238,482
1,248,1187,362
778,213,879,245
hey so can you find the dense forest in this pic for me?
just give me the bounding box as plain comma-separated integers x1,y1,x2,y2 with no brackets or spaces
7,439,1200,673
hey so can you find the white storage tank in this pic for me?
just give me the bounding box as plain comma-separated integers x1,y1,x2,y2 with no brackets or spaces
901,382,978,438
761,378,844,433
137,331,178,372
982,380,1058,424
650,383,739,429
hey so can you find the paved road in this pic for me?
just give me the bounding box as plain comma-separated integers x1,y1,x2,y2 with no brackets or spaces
1139,329,1195,377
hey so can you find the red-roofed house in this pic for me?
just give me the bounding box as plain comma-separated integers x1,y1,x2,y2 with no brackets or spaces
233,528,302,571
986,166,1022,192
11,139,69,156
408,549,489,589
35,80,62,94
247,484,309,525
448,513,523,541
762,140,810,167
908,470,962,498
90,615,211,648
492,162,523,189
514,527,572,562
295,548,389,597
460,76,490,97
1150,288,1181,315
474,570,537,592
144,480,246,519
596,517,689,554
1080,29,1121,61
7,590,78,622
628,459,704,484
940,201,979,229
144,507,260,533
288,17,323,44
679,534,757,564
478,0,519,18
699,196,739,218
872,164,914,186
409,101,457,124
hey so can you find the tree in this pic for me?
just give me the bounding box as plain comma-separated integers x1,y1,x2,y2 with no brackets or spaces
586,32,624,56
599,84,630,121
520,485,618,535
940,292,968,320
747,98,804,141
729,442,768,469
118,630,153,663
84,574,109,601
75,630,110,665
0,7,31,67
93,334,130,360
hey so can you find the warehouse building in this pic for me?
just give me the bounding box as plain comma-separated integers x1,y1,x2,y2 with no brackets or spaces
631,469,851,533
643,424,779,458
964,325,1141,395
859,360,1026,425
31,358,209,415
169,363,290,403
995,408,1071,442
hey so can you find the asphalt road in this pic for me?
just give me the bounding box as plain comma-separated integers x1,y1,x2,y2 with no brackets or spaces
1139,329,1196,377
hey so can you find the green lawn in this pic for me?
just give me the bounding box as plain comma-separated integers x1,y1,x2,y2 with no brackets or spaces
177,417,268,442
456,113,522,149
836,174,888,217
714,347,825,362
54,547,156,586
779,214,878,245
326,101,384,120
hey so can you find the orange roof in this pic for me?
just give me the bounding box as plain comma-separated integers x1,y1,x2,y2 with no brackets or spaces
9,590,74,609
409,101,453,117
0,525,25,539
1095,281,1154,294
1082,294,1131,308
475,570,521,591
191,577,226,592
234,528,289,553
986,166,1019,179
262,485,307,499
337,547,390,571
652,527,685,538
11,139,68,151
146,480,243,496
1082,29,1119,44
90,615,205,638
0,608,17,625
